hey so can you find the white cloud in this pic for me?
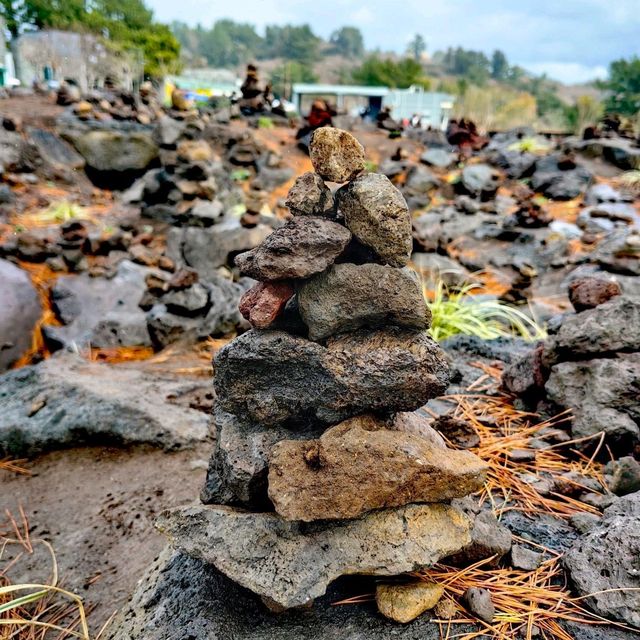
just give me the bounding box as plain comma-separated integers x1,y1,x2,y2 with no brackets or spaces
523,62,608,84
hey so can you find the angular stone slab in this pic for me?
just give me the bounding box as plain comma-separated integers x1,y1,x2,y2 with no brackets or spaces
268,414,488,521
298,263,430,341
157,503,471,608
337,173,412,267
214,328,450,428
235,217,351,281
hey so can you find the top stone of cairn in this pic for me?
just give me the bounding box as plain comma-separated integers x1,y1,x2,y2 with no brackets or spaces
309,127,366,183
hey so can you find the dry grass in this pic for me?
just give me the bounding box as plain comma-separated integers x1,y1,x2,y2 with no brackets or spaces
438,389,604,518
0,459,31,476
0,508,93,640
337,552,639,640
419,553,640,640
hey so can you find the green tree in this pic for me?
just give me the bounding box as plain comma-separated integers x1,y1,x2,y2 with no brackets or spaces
329,26,364,57
198,19,261,67
352,55,430,89
491,49,508,80
0,0,24,38
15,0,181,76
261,24,320,65
442,47,490,84
600,56,640,116
407,34,426,61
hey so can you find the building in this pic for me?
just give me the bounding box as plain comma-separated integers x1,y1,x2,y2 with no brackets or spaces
13,30,143,91
292,83,455,129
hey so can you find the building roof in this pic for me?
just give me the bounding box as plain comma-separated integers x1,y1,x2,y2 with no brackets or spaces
292,83,389,97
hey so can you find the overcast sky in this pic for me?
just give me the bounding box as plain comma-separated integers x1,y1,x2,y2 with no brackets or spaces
147,0,639,84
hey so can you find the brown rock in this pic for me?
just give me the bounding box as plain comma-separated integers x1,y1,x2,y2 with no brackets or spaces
337,173,412,267
309,127,365,183
235,217,351,281
376,581,444,623
568,276,622,312
239,281,295,329
392,412,448,449
268,414,488,521
434,598,458,619
285,172,335,217
177,140,213,163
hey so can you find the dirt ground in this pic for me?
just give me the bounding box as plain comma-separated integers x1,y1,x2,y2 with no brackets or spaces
1,443,211,633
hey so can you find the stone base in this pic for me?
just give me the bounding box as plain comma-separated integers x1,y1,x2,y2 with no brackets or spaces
105,548,477,640
105,548,640,640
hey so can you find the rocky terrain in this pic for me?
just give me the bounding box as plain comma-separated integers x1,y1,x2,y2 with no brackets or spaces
0,90,639,640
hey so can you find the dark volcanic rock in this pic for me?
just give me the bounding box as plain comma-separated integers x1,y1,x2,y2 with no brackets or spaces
565,491,640,627
0,352,209,456
531,156,592,200
157,502,471,609
268,414,487,521
214,328,450,428
0,259,41,372
337,173,412,267
104,548,482,640
235,217,351,281
27,127,85,173
309,127,365,183
285,172,335,217
545,296,640,360
298,263,430,341
545,353,640,451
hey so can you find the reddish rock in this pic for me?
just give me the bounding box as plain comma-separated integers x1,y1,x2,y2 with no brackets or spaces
239,282,295,329
568,277,621,312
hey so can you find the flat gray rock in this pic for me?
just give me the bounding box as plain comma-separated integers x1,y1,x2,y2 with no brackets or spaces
157,502,471,608
565,491,640,627
214,328,450,428
166,220,272,280
46,260,151,350
0,352,210,456
545,296,640,361
298,263,430,341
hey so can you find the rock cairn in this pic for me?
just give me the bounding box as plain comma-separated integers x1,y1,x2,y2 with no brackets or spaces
158,127,488,613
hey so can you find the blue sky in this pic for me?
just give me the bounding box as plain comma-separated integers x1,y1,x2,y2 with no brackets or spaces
147,0,640,84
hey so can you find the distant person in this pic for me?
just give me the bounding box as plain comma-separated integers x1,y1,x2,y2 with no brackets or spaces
296,99,337,151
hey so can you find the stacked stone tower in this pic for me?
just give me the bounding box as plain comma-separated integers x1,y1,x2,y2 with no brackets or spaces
158,128,487,612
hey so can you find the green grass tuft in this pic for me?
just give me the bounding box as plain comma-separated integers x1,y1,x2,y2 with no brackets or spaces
427,281,546,343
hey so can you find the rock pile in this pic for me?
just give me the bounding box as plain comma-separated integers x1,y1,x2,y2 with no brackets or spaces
158,128,488,613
